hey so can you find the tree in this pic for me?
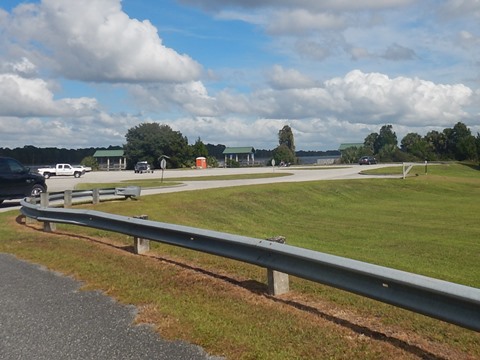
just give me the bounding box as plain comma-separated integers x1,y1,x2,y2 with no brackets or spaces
273,125,296,164
401,133,422,152
448,122,477,161
341,146,368,164
364,133,378,153
205,143,226,159
272,144,296,165
476,133,480,164
374,125,397,154
124,123,191,169
80,156,99,170
361,124,398,160
401,133,433,160
278,125,295,153
424,130,448,159
191,137,208,158
206,156,219,168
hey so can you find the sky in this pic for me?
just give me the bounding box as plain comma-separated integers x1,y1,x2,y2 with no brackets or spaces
0,0,479,151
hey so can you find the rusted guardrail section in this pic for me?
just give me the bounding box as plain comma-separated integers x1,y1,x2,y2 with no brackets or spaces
20,193,480,332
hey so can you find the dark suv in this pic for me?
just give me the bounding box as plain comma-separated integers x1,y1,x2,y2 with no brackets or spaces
0,157,47,204
134,161,153,173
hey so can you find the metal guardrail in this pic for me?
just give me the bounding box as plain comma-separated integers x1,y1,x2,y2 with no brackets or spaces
46,189,117,201
20,193,480,332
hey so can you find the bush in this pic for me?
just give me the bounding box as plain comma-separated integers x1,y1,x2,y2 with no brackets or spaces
226,159,240,168
207,156,219,168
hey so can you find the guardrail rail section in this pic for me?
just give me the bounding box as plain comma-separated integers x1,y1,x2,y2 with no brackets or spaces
20,190,480,332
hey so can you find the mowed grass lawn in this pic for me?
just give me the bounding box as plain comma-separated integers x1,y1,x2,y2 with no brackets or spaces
1,162,479,359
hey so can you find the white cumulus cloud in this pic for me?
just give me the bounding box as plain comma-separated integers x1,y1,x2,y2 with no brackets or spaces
5,0,202,83
266,9,346,35
0,74,98,117
131,69,474,131
267,65,317,89
324,70,473,125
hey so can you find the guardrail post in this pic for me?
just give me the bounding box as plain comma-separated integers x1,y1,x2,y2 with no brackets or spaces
266,236,289,296
133,215,150,254
64,190,72,208
92,188,100,204
40,193,56,232
25,197,37,225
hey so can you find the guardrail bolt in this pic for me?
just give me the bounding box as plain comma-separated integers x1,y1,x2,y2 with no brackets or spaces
266,236,289,296
133,215,150,254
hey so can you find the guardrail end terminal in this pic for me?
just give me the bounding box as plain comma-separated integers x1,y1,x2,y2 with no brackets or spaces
115,186,141,200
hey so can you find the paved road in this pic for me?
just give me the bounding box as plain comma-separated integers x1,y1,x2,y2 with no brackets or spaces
47,164,396,193
0,253,222,360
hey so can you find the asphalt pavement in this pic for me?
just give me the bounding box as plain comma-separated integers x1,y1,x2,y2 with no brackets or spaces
39,163,397,193
0,253,223,360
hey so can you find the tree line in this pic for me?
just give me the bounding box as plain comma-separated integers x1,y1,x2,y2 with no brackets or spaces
341,122,480,164
123,123,328,168
0,123,328,169
3,122,476,169
0,145,113,167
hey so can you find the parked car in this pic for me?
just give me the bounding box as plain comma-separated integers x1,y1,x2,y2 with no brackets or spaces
0,157,47,204
134,161,153,173
358,156,377,165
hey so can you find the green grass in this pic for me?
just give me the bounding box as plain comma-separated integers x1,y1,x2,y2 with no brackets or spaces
85,170,480,287
1,162,479,359
361,161,480,178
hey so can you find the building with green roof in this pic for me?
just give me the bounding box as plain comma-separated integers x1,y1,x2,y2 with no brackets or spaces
93,149,126,171
222,147,255,166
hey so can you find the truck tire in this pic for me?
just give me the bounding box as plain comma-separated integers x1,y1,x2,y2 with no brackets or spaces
74,172,81,178
43,172,51,179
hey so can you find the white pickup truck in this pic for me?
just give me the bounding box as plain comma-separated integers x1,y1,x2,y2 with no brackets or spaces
37,164,86,179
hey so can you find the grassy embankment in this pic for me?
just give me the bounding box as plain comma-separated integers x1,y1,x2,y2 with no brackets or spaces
1,163,479,359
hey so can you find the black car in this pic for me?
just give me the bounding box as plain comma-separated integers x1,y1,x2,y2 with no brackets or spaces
134,161,153,173
0,157,47,204
358,156,377,165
